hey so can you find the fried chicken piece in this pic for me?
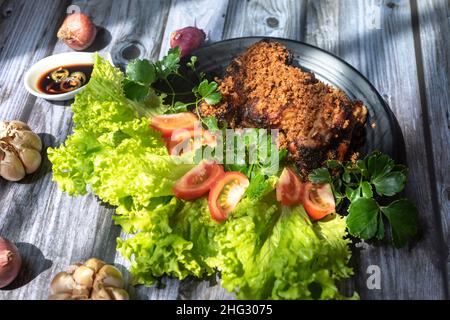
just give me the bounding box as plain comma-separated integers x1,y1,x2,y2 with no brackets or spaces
200,40,367,175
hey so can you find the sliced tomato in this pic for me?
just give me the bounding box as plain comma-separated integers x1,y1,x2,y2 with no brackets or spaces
276,167,304,205
173,161,224,200
302,182,335,220
208,172,250,222
165,129,217,156
150,112,199,137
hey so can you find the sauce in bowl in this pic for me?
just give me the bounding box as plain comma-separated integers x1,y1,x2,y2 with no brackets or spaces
37,64,93,94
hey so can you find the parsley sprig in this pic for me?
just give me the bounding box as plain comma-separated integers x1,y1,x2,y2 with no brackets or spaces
309,151,418,247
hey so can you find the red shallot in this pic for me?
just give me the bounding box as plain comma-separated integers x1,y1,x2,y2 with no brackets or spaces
0,236,22,288
57,13,97,51
170,26,206,57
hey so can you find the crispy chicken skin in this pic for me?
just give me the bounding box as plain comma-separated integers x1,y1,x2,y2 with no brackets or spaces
200,40,367,175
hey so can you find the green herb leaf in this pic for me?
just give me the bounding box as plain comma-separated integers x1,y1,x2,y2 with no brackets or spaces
376,213,385,240
197,80,222,105
173,101,190,112
204,92,222,105
309,168,331,184
347,197,380,239
155,46,181,79
326,159,341,169
203,116,219,132
123,79,150,101
372,171,406,196
361,181,373,198
126,59,156,86
367,152,394,179
186,56,197,71
381,199,418,247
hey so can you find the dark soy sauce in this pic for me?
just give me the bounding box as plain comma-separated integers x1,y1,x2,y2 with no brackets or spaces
37,64,94,94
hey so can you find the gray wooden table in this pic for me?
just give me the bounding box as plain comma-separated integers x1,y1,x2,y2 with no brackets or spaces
0,0,449,300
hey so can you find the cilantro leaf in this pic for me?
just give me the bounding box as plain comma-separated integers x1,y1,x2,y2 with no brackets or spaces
204,92,221,105
203,116,219,132
186,56,197,71
381,199,418,247
347,198,380,240
197,80,222,105
172,101,189,113
126,59,156,86
155,46,181,79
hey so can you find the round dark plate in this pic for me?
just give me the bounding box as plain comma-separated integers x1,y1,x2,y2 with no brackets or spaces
191,37,405,162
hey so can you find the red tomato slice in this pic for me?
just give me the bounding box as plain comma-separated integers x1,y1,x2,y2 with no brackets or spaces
302,182,336,220
165,129,217,156
150,112,199,137
276,167,304,205
208,172,250,222
173,161,224,200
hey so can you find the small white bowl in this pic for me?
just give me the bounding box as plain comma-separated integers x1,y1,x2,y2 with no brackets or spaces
23,52,112,101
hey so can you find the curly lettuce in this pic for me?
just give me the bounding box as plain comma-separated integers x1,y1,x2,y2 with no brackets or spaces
49,55,355,300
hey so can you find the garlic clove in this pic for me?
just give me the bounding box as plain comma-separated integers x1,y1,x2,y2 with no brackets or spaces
72,284,90,299
96,265,124,288
66,263,82,274
107,288,129,300
48,293,74,300
7,121,31,132
91,285,112,300
0,143,26,181
84,258,105,273
50,272,75,294
8,130,42,152
18,148,42,174
72,265,95,288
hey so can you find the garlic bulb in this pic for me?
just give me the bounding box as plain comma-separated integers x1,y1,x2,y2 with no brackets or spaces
49,258,129,300
0,120,42,181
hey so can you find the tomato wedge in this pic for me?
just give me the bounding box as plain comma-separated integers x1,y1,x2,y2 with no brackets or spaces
173,161,224,200
302,182,335,220
276,167,303,205
150,112,199,137
208,172,250,222
165,129,216,156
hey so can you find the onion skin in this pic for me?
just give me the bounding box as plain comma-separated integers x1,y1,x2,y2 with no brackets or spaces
170,26,206,57
0,237,22,288
57,13,97,51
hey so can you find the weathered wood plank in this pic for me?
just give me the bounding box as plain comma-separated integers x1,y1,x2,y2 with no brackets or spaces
416,0,450,291
0,0,172,300
305,0,447,299
223,0,306,40
0,0,69,120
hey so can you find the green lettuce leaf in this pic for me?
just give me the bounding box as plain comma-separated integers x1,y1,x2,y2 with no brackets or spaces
211,194,354,300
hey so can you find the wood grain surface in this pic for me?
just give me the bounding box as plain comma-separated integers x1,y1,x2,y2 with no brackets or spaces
0,0,448,300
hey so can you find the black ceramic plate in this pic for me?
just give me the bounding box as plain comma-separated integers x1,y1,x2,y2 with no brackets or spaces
191,37,405,162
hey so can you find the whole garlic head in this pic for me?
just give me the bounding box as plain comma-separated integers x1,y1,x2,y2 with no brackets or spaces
49,258,129,300
0,120,42,181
